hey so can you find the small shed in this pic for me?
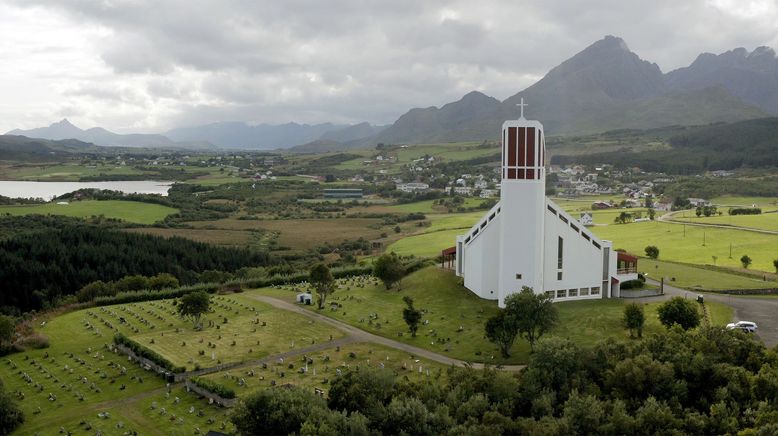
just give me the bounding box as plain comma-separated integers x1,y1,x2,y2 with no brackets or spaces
297,293,313,305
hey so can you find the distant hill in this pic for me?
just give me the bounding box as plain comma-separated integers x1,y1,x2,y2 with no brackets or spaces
0,135,97,161
319,122,388,143
7,119,213,149
165,121,348,149
666,46,778,114
377,35,774,143
551,117,778,173
566,87,768,134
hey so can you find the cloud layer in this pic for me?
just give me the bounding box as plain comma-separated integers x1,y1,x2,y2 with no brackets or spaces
1,0,777,133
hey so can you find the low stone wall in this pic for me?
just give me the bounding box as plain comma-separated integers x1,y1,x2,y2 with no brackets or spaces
621,288,663,298
184,380,236,407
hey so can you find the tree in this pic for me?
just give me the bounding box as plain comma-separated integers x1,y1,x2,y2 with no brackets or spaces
645,246,659,259
773,258,778,274
741,255,752,269
623,303,645,338
177,291,211,329
485,310,519,358
309,263,335,309
373,253,405,290
75,280,115,303
657,297,700,330
0,381,24,435
507,288,558,351
695,207,702,217
114,275,149,292
402,296,422,337
0,315,14,345
148,273,179,290
231,385,328,435
648,208,656,220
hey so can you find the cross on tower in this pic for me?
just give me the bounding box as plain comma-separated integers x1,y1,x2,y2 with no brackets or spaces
516,98,528,119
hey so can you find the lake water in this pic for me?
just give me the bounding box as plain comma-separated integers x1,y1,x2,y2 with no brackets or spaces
0,180,174,200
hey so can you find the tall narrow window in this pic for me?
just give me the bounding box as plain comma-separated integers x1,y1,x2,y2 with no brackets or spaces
557,236,563,270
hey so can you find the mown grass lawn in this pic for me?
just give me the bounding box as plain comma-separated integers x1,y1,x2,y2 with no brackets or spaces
670,210,778,232
132,294,344,371
0,200,178,224
251,267,734,365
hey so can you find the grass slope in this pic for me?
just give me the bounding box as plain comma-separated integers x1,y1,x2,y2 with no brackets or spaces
252,267,733,365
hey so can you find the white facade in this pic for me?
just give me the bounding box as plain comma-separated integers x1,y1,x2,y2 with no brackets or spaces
455,107,622,307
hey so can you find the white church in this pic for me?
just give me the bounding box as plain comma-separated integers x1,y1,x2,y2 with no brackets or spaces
453,101,637,307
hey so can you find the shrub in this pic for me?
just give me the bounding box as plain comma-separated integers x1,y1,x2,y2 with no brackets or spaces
190,377,236,399
644,246,659,259
657,297,700,330
13,333,49,351
619,280,644,290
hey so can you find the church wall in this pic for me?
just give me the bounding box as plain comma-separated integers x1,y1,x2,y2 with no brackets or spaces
462,213,501,300
542,199,607,301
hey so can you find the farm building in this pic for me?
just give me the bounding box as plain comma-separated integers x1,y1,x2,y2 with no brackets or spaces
452,102,637,307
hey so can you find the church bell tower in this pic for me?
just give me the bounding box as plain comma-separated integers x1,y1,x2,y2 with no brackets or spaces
497,99,546,306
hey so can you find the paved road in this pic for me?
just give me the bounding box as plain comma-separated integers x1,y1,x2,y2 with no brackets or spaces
646,279,778,347
247,294,526,371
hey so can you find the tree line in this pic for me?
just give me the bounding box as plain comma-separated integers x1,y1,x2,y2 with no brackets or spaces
230,326,778,435
0,225,273,313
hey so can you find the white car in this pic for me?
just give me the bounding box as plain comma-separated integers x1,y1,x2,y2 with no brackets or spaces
726,321,758,333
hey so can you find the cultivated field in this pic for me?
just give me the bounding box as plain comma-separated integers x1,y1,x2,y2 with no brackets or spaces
0,200,178,224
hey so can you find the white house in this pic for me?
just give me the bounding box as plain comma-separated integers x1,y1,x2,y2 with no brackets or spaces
454,102,636,307
579,212,594,226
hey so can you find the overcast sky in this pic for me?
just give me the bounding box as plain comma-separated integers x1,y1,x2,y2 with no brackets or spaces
1,0,777,133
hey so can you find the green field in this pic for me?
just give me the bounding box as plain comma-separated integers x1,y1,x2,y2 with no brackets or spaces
252,267,733,365
0,200,178,224
639,258,778,291
669,210,778,232
0,164,144,181
592,220,778,272
386,198,486,214
710,195,778,207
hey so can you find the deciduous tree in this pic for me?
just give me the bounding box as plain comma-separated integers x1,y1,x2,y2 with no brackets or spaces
177,291,211,329
374,253,405,290
623,303,645,338
309,263,335,309
402,296,422,337
645,246,659,259
741,255,752,269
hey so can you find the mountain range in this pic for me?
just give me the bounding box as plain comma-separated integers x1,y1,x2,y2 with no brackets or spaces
7,35,778,150
372,35,774,145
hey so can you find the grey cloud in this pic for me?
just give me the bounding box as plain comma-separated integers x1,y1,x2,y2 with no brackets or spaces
6,0,778,130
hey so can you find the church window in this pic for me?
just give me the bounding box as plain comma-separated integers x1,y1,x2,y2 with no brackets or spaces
591,286,600,295
556,289,566,298
546,291,555,299
568,288,578,297
582,233,590,241
580,287,590,296
559,215,568,224
570,224,579,233
557,271,563,280
547,205,557,215
557,237,563,269
592,241,601,249
515,273,522,279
